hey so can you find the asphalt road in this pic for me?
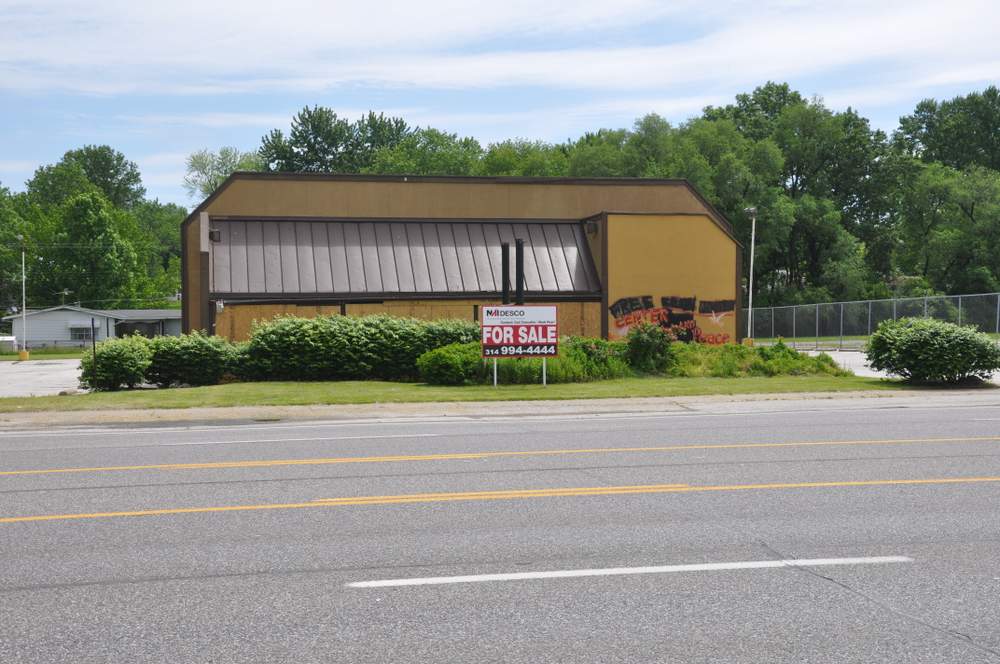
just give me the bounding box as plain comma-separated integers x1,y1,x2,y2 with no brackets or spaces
3,397,1000,663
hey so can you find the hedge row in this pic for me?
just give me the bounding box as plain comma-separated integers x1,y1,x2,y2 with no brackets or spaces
240,314,478,381
80,314,479,390
416,336,632,385
78,314,858,391
415,323,844,385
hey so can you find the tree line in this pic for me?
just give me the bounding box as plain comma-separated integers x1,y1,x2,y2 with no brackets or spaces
1,146,185,312
3,82,998,313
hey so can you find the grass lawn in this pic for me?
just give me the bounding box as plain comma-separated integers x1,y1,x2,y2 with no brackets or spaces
0,349,87,361
0,374,910,412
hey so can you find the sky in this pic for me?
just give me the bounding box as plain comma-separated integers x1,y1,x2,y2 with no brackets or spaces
1,0,999,208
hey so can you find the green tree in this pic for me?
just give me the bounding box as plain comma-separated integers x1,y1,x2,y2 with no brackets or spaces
566,129,628,176
478,139,568,176
260,106,353,172
703,81,806,142
622,114,675,176
132,200,186,271
260,107,410,172
366,128,482,175
827,110,900,279
63,145,146,208
184,147,261,199
25,161,99,209
0,187,29,310
350,112,411,166
42,193,143,307
896,162,1000,294
896,86,1000,171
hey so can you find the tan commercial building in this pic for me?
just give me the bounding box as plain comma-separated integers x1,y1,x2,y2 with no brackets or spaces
181,174,743,343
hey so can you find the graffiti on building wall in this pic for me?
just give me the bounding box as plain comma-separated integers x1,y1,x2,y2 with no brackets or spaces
609,295,735,344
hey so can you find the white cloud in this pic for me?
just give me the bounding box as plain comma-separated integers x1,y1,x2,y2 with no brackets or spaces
2,0,996,99
135,151,190,168
401,95,726,143
117,108,422,129
119,112,297,129
823,60,1000,112
140,171,188,188
0,160,37,173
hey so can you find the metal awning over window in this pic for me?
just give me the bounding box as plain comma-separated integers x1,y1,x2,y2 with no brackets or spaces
208,219,601,298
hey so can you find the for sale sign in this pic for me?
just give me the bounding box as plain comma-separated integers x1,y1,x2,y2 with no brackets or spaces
481,305,558,358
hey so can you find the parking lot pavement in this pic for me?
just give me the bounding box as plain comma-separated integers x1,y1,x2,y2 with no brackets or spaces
811,350,1000,384
0,359,81,397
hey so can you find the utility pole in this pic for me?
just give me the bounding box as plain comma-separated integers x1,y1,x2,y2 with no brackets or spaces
16,234,27,359
743,207,757,340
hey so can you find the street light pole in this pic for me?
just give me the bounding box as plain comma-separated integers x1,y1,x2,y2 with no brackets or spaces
743,207,757,340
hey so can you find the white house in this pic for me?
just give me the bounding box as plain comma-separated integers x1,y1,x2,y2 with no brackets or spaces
2,305,182,349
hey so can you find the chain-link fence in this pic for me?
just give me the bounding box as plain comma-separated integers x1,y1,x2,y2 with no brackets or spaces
745,292,1000,350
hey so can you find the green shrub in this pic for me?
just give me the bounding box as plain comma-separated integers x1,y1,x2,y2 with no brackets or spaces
422,319,480,349
417,342,485,385
146,333,236,387
356,315,430,380
866,318,1000,384
79,336,152,391
242,314,479,382
226,342,252,381
670,340,848,378
563,336,631,380
417,337,632,386
492,339,630,385
242,315,368,381
625,322,676,373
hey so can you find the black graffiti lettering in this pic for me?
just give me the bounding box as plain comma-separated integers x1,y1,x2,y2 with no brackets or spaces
698,299,736,314
660,296,696,311
666,312,694,325
609,296,653,318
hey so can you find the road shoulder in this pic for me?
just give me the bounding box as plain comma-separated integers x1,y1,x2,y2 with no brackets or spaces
1,388,997,429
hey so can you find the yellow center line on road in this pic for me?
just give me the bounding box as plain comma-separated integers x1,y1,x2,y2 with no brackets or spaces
3,435,1000,477
3,476,1000,525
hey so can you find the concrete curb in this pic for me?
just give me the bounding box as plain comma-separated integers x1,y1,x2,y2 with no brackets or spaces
1,388,997,429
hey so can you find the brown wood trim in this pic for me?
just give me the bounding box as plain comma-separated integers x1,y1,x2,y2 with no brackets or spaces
199,252,211,333
735,247,745,343
206,291,602,304
209,215,584,224
221,171,698,186
600,212,609,339
180,222,189,333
